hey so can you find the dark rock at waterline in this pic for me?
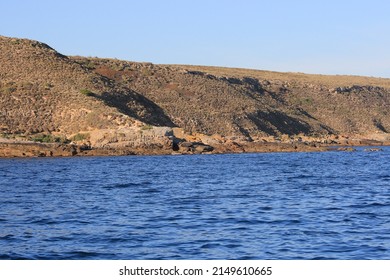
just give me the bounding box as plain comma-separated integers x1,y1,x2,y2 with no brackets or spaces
364,148,383,152
178,141,214,154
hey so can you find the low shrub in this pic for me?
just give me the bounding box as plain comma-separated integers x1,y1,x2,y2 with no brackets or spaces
141,124,153,130
1,86,16,94
80,89,94,96
31,134,66,143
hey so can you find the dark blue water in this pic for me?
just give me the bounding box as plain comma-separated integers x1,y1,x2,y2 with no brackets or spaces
1,148,389,259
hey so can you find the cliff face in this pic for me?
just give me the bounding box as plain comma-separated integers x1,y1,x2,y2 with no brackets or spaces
1,35,390,155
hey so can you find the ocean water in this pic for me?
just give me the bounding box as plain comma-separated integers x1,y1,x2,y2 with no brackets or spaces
0,148,389,260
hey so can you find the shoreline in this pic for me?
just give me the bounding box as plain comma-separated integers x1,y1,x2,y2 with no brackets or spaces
0,140,387,158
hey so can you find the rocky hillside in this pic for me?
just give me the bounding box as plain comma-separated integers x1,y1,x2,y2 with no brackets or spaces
1,35,390,155
0,36,173,135
73,57,390,140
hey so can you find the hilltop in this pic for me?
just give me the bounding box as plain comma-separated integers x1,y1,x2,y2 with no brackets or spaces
1,35,390,157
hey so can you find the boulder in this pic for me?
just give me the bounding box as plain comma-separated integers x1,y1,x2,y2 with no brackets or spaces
364,148,383,152
337,147,356,152
193,143,214,153
180,141,194,148
178,141,214,154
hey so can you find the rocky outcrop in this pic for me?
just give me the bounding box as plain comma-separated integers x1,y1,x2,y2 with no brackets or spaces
176,141,214,154
87,126,173,148
337,147,357,152
0,142,80,157
364,148,383,152
334,85,384,94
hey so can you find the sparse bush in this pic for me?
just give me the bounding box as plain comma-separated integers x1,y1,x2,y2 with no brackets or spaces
0,133,11,139
299,97,313,105
82,60,96,70
11,39,21,45
141,124,153,130
141,68,152,76
80,89,94,96
31,134,65,143
1,86,16,94
44,83,53,90
20,82,34,90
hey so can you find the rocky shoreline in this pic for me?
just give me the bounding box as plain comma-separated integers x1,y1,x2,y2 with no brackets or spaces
0,137,387,158
1,126,389,158
2,36,390,160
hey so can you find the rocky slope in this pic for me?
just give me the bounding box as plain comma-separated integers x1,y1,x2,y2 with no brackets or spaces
1,35,390,156
0,35,177,155
74,57,390,139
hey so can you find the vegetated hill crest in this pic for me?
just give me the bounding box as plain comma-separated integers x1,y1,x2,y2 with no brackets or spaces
168,64,390,88
1,35,390,154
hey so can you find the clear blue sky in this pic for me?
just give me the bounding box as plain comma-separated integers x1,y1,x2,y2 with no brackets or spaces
1,0,390,77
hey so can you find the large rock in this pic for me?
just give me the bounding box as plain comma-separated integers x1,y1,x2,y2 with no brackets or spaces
364,148,383,152
177,141,214,154
88,126,173,150
337,147,357,152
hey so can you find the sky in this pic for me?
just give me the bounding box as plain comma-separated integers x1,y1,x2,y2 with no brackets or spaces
1,0,390,78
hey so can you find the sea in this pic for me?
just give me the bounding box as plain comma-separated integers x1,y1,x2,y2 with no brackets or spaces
0,147,389,260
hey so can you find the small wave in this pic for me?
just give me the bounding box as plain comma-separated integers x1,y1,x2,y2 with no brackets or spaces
325,207,343,211
0,234,16,241
145,188,160,193
29,218,58,225
311,256,337,260
379,175,390,180
0,253,32,260
287,174,314,180
236,219,267,225
225,243,241,249
200,243,221,249
287,219,302,224
237,255,258,260
66,251,101,259
0,254,12,260
44,236,74,242
353,212,377,218
348,202,388,209
61,219,90,225
103,181,153,190
259,206,273,211
233,226,250,231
